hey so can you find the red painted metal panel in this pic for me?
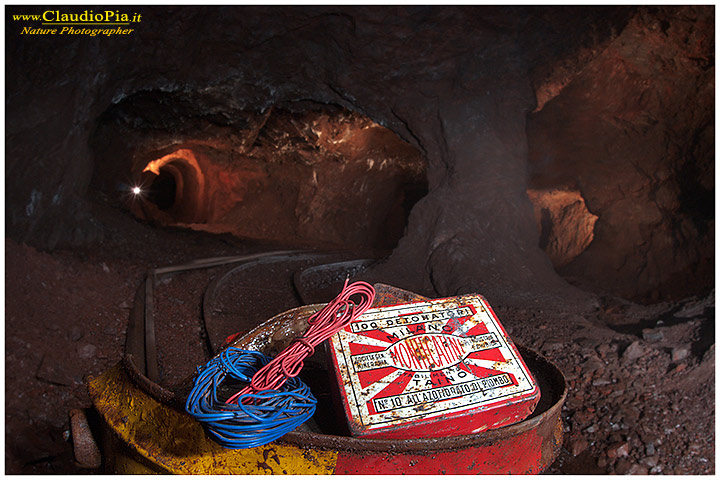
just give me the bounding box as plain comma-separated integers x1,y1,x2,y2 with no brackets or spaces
328,294,540,438
333,429,544,475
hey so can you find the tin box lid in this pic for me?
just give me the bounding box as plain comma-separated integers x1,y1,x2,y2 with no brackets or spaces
328,294,539,435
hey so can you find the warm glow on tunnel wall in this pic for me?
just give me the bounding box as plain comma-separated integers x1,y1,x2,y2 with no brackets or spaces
137,148,207,223
142,149,203,182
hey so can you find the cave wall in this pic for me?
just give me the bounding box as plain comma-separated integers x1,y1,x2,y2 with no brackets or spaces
527,6,714,301
6,6,712,305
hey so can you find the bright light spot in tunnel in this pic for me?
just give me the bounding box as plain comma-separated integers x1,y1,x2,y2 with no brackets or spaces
132,186,142,195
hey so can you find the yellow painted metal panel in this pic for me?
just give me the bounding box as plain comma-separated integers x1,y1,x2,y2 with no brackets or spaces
88,364,338,474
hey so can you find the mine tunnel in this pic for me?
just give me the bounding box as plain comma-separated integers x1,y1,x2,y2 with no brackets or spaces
90,97,428,250
5,5,714,475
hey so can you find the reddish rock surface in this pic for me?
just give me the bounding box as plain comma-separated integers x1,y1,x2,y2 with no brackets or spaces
528,6,714,301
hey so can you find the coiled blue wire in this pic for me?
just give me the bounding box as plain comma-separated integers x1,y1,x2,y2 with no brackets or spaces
185,347,317,449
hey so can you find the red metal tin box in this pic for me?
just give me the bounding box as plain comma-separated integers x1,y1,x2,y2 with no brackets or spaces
328,294,540,439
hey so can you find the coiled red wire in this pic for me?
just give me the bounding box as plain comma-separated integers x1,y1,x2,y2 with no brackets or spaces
225,279,375,404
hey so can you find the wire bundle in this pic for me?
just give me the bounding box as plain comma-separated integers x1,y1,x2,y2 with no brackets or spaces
185,279,376,449
227,279,376,401
185,348,317,449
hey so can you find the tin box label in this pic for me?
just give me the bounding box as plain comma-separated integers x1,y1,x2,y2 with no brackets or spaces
330,295,537,432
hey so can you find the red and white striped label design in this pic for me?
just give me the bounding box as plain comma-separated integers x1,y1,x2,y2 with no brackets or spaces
329,295,539,436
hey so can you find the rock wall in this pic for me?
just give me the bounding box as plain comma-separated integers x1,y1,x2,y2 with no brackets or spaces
6,6,711,305
527,6,714,301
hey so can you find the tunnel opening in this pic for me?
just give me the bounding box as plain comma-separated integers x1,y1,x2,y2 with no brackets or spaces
90,94,428,251
126,149,208,225
146,168,177,211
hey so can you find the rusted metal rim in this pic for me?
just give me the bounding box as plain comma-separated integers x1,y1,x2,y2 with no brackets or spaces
121,354,175,404
122,302,566,455
292,258,378,304
284,345,566,453
201,252,354,354
226,304,566,453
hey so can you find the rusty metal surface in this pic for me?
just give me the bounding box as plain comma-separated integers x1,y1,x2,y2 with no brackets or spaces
373,282,430,306
121,355,176,405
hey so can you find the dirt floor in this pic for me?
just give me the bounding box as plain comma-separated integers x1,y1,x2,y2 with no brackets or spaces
4,202,715,474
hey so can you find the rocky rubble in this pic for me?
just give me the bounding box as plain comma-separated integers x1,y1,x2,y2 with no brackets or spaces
505,291,715,475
